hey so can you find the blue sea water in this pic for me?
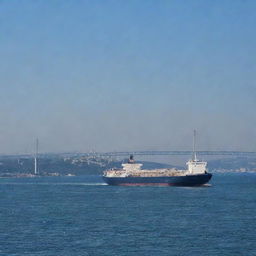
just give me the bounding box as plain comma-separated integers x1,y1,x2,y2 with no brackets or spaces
0,173,255,256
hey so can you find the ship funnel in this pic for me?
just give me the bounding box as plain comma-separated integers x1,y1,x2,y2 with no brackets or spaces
128,155,135,163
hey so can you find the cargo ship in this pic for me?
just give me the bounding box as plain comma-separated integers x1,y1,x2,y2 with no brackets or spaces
102,131,212,186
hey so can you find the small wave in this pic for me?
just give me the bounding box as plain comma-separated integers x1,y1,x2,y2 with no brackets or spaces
212,170,256,174
0,182,108,186
202,183,212,187
180,183,212,189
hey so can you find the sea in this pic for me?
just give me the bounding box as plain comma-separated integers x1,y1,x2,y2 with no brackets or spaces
0,173,255,256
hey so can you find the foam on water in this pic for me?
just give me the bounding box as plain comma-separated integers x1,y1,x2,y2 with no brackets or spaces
0,182,107,186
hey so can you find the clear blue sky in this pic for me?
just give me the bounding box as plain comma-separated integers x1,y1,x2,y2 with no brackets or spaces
0,0,256,154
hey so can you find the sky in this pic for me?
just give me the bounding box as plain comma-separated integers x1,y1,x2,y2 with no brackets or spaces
0,0,256,154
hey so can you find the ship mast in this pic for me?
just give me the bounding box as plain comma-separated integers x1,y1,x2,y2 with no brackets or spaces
193,129,198,162
34,138,39,175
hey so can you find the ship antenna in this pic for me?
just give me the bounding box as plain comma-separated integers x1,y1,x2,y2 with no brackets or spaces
193,130,197,162
34,138,39,175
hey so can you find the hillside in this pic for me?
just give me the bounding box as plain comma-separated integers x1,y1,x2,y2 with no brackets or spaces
0,155,173,177
0,154,255,177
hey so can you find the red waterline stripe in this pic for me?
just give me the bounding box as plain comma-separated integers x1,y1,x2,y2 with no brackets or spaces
119,183,172,186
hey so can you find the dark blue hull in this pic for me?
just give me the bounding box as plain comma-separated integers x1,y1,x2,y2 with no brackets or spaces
102,173,212,186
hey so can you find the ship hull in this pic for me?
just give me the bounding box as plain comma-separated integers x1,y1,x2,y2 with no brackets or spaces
102,173,212,187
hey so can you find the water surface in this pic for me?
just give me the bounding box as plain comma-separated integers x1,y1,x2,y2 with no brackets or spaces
0,174,255,256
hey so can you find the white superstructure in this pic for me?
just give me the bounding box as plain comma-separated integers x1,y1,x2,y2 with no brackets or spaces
186,129,207,175
186,160,207,174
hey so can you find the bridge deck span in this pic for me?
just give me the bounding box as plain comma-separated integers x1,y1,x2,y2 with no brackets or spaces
98,151,256,157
